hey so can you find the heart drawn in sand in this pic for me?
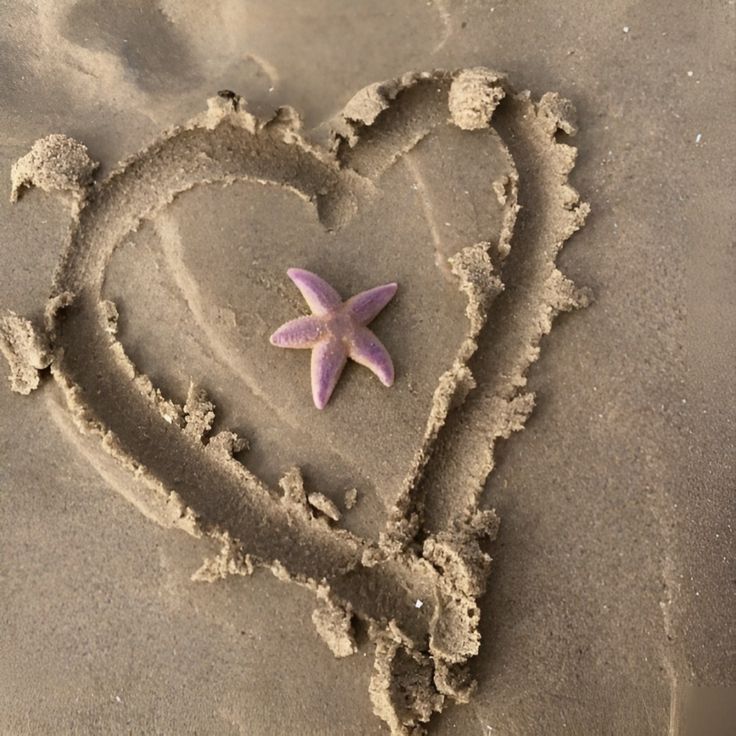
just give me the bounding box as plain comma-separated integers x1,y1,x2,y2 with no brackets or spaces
2,68,589,735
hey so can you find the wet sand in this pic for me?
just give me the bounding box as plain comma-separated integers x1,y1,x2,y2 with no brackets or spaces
1,2,733,734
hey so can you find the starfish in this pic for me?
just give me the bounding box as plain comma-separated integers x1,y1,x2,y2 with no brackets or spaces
270,268,398,409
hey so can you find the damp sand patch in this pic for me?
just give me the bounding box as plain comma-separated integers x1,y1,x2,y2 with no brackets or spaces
2,69,588,735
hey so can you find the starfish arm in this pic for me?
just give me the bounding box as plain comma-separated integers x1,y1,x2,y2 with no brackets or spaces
348,326,395,387
345,282,398,325
287,268,343,315
311,338,348,409
269,315,325,348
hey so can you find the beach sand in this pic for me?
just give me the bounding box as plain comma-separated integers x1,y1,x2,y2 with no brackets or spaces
1,2,733,734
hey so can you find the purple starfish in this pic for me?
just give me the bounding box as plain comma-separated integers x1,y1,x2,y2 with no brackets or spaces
269,268,398,409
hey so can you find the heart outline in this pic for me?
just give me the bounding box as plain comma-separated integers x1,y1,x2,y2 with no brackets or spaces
3,68,589,735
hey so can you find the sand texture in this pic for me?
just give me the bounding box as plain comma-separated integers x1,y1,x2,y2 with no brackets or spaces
4,69,586,734
1,2,733,735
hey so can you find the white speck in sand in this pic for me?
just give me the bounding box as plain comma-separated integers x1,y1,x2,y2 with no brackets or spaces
623,26,630,33
695,133,702,144
415,599,424,609
687,70,694,77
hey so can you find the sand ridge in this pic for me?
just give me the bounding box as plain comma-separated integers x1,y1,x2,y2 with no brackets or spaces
2,69,587,734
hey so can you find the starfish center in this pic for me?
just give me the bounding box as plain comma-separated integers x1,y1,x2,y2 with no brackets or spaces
269,268,398,408
324,308,354,341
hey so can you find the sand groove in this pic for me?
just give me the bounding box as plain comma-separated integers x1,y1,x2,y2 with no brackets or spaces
3,70,586,735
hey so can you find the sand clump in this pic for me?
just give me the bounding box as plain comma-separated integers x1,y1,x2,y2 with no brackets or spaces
183,382,216,440
344,487,359,509
2,69,587,735
10,133,97,203
307,491,342,521
311,585,358,658
0,311,51,394
191,532,254,583
448,68,507,130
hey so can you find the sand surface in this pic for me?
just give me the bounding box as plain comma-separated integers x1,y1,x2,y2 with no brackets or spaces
1,2,733,735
